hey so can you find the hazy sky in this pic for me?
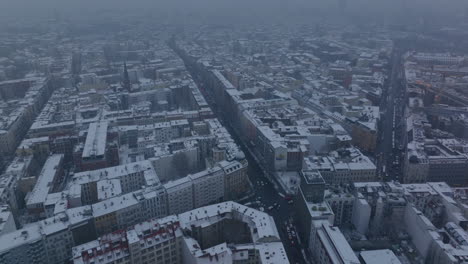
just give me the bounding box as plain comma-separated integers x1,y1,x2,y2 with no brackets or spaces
1,0,467,26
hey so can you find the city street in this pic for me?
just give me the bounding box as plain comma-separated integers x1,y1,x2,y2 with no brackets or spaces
188,70,309,264
218,103,308,264
4,4,468,264
241,152,308,264
376,47,406,182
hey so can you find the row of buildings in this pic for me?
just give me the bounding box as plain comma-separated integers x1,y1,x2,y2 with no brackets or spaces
403,52,468,185
174,32,382,194
71,201,288,264
296,167,468,264
0,77,58,157
0,27,263,264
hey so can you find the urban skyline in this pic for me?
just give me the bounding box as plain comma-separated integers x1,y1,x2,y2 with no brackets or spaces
1,2,468,264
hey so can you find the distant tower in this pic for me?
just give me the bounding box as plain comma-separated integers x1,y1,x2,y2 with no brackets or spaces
123,62,131,92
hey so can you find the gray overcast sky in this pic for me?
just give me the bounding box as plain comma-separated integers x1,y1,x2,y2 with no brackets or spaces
1,0,467,25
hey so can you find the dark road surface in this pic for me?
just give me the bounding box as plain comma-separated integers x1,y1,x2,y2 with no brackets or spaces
376,48,405,182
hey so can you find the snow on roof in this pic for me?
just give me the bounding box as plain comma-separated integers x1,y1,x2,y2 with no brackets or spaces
92,192,139,218
360,249,401,264
97,179,122,201
163,176,191,192
82,121,108,159
353,182,383,189
178,202,287,263
72,160,158,186
189,166,223,181
26,154,63,208
242,242,289,264
72,199,288,264
18,136,49,149
428,182,453,196
188,241,234,263
0,206,94,254
5,155,33,176
212,70,235,90
44,192,64,207
0,206,14,234
178,201,280,243
402,183,437,195
307,148,376,172
317,224,360,264
0,223,42,254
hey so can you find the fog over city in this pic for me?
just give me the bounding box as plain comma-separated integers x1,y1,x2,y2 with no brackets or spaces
1,0,468,24
2,1,468,264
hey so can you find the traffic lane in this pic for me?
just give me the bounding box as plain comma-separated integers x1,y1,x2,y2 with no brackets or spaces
245,201,305,264
246,176,289,222
377,51,403,180
273,204,306,264
199,81,306,263
245,173,306,264
223,135,305,263
188,64,308,264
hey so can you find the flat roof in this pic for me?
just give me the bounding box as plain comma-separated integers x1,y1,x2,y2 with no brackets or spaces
318,224,360,264
360,249,401,264
0,223,42,254
92,193,139,218
212,70,235,89
82,122,108,159
26,154,63,207
97,179,122,201
178,201,280,243
72,160,157,186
